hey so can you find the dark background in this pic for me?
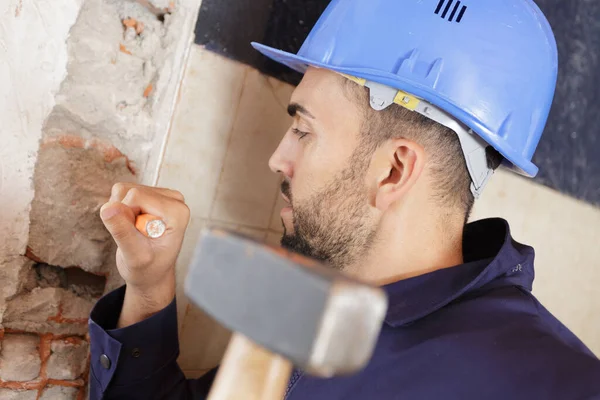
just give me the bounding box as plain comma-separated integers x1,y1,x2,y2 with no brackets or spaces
195,0,600,207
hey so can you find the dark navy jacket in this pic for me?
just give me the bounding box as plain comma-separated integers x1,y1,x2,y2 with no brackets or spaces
89,219,600,399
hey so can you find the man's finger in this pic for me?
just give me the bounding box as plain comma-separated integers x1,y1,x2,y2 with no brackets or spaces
100,202,150,261
110,182,185,203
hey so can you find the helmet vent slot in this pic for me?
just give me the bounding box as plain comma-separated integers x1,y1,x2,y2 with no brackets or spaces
435,0,467,23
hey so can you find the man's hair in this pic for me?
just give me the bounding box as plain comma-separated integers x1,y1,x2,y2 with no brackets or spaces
343,79,502,220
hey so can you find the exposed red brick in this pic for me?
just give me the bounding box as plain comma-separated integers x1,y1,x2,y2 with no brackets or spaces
123,18,145,34
143,84,153,98
47,305,88,325
3,330,77,340
25,247,45,264
76,351,91,400
46,379,84,388
119,44,132,55
122,18,137,28
39,335,52,366
38,334,52,389
45,135,86,149
42,136,120,162
96,142,125,164
41,135,136,176
0,380,42,390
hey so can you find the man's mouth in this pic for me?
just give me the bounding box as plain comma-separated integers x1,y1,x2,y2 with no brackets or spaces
280,180,293,206
280,191,293,221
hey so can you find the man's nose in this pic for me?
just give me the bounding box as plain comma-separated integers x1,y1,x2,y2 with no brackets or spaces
269,137,294,179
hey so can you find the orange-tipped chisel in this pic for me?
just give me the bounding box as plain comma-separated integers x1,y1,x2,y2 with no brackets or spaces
135,214,166,238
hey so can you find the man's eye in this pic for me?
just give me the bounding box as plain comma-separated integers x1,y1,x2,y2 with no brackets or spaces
292,128,310,140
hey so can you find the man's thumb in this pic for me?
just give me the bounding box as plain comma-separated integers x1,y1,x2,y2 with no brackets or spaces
100,202,139,249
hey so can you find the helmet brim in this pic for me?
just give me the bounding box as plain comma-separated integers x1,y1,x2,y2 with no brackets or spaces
251,42,538,178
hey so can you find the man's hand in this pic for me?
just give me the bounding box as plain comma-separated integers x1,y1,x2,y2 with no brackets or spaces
100,183,190,328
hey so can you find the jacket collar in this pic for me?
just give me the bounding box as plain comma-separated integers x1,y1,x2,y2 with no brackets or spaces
383,218,535,327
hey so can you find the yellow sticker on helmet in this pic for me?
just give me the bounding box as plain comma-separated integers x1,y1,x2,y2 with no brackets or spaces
338,72,421,111
393,90,420,111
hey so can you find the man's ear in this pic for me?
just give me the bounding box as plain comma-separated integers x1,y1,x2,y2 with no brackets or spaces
372,138,426,211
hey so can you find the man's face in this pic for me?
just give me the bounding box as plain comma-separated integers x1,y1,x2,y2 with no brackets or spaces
269,67,377,270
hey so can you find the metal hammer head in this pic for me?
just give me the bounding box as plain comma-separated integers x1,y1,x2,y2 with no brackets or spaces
184,229,388,377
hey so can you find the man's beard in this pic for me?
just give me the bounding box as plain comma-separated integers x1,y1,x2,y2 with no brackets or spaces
280,149,376,270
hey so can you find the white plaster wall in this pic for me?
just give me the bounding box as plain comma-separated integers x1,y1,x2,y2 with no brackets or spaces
161,46,600,376
0,0,84,262
39,0,203,186
0,0,201,264
147,0,202,186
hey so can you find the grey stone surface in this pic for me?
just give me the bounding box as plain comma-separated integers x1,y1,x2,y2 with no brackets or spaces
3,288,90,335
46,339,89,380
0,389,38,400
4,288,61,323
40,386,79,400
27,141,134,274
0,257,34,300
0,334,41,382
61,290,96,321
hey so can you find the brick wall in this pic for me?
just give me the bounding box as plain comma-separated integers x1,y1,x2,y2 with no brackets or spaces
0,0,201,397
0,334,88,398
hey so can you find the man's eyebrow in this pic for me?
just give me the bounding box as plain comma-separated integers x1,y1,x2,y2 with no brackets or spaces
287,103,316,119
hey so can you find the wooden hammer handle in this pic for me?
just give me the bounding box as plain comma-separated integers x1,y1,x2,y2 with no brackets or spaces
208,333,293,400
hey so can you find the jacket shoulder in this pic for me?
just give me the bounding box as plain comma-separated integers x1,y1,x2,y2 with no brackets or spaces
382,285,600,399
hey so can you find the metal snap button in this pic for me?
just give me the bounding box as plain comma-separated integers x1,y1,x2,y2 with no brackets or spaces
100,354,111,369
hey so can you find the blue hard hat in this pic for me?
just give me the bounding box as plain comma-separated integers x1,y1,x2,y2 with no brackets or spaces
252,0,558,177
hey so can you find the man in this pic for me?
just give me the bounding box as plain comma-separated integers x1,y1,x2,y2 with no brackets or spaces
89,0,600,399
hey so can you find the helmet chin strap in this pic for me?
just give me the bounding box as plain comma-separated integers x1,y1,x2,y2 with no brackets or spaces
358,78,494,199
